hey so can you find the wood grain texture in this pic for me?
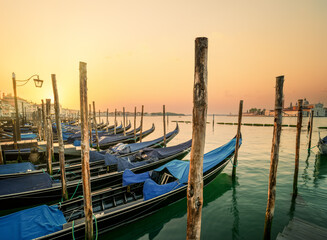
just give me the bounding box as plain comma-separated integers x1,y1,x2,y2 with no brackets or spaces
52,74,68,201
263,75,284,240
187,37,208,240
232,100,243,178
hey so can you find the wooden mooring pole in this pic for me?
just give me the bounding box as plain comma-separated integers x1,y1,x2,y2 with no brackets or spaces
292,99,303,198
140,105,144,142
187,37,208,240
93,101,100,151
52,74,68,200
89,104,92,145
79,62,93,240
263,75,284,240
123,107,126,136
163,105,167,147
134,107,137,139
308,110,314,151
98,109,100,123
232,100,243,178
114,109,117,135
42,100,46,141
106,108,109,132
45,99,53,175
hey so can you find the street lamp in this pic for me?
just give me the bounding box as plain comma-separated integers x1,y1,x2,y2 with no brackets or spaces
12,72,44,141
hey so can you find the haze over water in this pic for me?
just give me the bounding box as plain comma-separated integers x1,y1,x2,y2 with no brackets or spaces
100,115,327,239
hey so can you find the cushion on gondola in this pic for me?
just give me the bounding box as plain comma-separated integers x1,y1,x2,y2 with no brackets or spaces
0,204,66,240
0,173,53,196
122,169,150,186
0,162,36,175
143,178,182,201
111,143,131,154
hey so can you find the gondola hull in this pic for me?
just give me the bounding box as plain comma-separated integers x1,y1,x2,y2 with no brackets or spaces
36,151,232,240
0,147,190,212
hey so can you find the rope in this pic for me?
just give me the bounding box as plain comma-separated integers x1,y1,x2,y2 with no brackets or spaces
229,157,238,168
93,214,98,240
72,220,75,240
308,145,317,151
70,180,82,199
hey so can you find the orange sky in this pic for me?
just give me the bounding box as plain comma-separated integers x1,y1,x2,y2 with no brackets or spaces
0,0,326,114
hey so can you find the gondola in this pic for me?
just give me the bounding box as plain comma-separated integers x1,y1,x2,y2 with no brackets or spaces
0,124,180,179
0,139,191,211
98,124,155,149
0,135,241,240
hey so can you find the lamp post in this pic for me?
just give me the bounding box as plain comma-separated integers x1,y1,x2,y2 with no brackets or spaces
12,72,43,141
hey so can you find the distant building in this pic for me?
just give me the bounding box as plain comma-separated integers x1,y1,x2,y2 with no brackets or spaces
265,98,327,117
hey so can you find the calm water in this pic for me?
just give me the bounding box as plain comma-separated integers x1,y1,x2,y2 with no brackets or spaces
100,115,327,240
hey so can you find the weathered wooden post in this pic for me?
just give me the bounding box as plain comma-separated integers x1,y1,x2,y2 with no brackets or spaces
167,114,169,128
212,114,215,127
52,74,68,200
163,105,167,147
232,100,243,178
42,100,46,141
187,37,208,240
292,99,303,198
114,109,117,135
79,62,94,240
106,108,109,132
89,104,92,145
134,107,137,139
12,73,21,141
308,110,314,151
123,107,126,136
37,108,42,140
93,101,100,151
140,105,144,142
21,102,24,125
0,145,3,165
263,75,284,240
45,99,53,175
98,109,100,123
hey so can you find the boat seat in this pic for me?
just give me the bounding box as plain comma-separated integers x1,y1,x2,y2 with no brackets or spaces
160,173,174,185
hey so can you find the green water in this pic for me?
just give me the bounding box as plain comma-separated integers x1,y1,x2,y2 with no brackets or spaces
103,115,327,239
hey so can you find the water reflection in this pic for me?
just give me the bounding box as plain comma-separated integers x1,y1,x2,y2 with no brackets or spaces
231,177,240,240
103,173,233,240
302,152,311,186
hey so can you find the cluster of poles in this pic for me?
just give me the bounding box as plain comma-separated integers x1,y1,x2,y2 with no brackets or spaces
1,37,316,240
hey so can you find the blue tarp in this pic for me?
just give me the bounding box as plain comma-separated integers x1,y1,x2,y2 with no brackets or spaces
143,179,182,201
0,162,36,175
98,125,154,145
20,133,37,140
89,150,106,162
122,169,150,186
109,139,191,171
0,204,66,240
125,125,179,153
0,173,53,196
322,136,327,144
154,137,240,184
142,136,241,200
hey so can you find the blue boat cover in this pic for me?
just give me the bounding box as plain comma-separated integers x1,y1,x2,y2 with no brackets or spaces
122,169,150,186
0,204,66,240
122,125,179,153
154,137,239,184
20,133,37,140
143,179,182,201
0,173,53,196
0,162,36,175
108,139,191,171
98,125,154,145
322,136,327,144
142,136,241,200
89,150,106,162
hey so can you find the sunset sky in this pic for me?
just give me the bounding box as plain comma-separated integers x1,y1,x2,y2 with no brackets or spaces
0,0,326,114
